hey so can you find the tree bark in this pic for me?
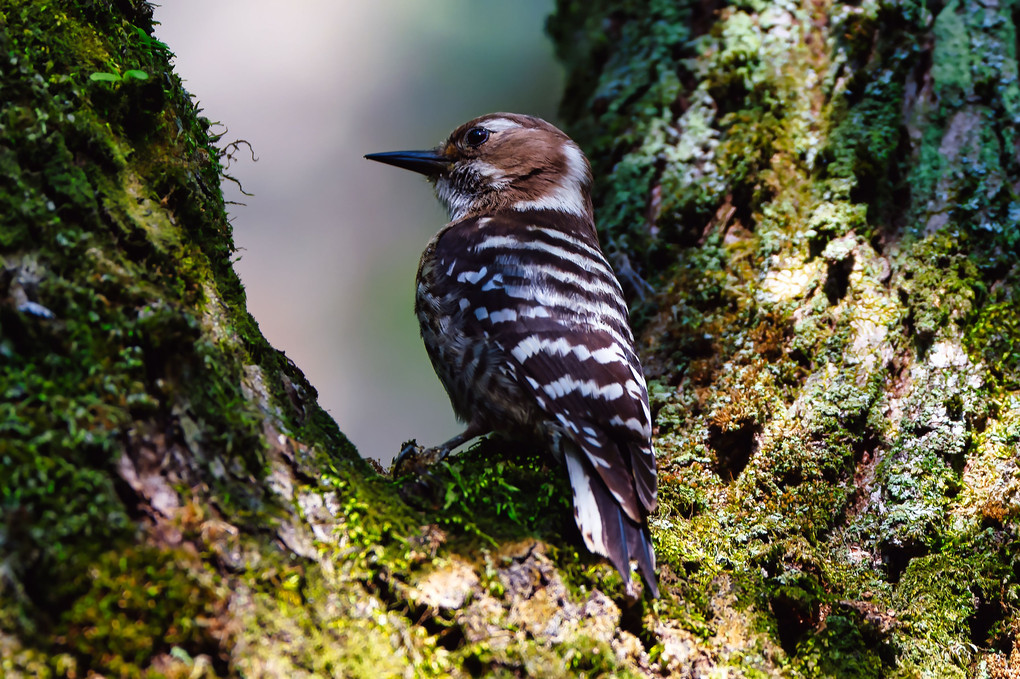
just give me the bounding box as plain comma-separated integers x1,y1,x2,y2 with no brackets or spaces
2,0,1018,677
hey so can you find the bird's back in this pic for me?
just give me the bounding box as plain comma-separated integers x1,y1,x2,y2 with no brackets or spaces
416,208,658,596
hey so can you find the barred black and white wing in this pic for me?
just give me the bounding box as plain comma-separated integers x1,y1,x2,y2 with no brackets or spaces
422,209,658,595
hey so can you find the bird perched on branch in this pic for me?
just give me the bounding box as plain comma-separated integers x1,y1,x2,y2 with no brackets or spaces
366,113,658,598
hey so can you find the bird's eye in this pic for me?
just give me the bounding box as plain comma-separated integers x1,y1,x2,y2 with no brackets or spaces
464,127,490,148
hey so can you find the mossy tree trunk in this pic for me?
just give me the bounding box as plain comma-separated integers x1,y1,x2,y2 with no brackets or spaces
549,0,1020,675
1,0,1018,677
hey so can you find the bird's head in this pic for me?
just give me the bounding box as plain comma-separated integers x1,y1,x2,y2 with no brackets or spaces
366,113,593,223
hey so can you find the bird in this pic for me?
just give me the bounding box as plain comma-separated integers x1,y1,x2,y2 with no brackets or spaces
365,113,658,598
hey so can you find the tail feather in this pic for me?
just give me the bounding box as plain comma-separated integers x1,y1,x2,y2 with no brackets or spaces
626,517,658,598
564,445,659,597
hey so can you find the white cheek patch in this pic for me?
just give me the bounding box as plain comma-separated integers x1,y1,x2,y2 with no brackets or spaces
472,160,506,180
561,141,589,186
470,160,511,192
512,141,590,218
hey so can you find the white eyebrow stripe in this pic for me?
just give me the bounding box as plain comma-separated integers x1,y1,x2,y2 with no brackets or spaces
479,118,523,132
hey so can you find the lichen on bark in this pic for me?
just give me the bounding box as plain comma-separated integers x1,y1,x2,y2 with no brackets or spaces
552,0,1020,675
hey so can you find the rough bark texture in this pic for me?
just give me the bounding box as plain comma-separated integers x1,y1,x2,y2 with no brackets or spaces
1,0,1018,677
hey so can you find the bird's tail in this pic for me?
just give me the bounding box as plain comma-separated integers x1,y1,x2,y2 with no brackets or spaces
563,445,659,598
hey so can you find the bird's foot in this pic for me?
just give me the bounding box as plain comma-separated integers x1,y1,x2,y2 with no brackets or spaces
391,439,451,478
390,439,455,509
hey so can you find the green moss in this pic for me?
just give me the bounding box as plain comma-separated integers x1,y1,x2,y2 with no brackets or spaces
391,442,575,573
965,282,1020,391
453,635,638,679
0,1,374,671
553,0,1018,672
867,348,983,566
805,201,868,250
548,0,704,258
900,0,1020,258
650,512,730,627
58,546,226,676
932,0,973,107
3,0,1017,673
789,611,889,678
236,551,421,679
890,528,1020,676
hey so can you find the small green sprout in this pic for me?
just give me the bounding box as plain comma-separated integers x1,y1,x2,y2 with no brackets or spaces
89,69,149,83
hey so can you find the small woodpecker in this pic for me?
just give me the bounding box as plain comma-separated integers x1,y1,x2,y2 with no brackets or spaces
366,113,658,598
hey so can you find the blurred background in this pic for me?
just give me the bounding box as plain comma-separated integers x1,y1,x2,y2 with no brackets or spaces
153,1,563,464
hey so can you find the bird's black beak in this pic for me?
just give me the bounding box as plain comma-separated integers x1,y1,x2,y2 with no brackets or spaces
364,149,451,176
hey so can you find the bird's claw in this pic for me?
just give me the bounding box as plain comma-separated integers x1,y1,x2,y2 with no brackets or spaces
391,439,449,477
391,440,455,508
393,439,424,475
